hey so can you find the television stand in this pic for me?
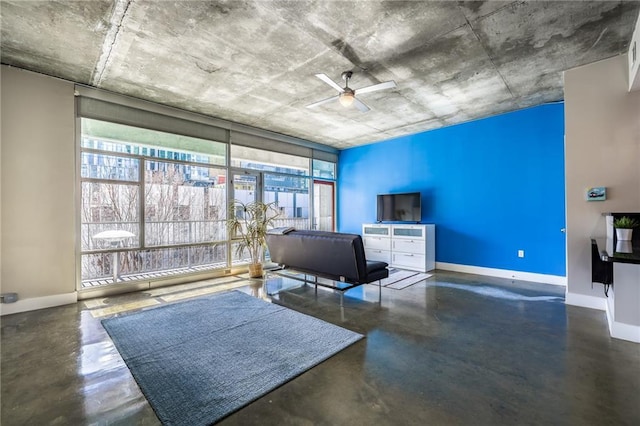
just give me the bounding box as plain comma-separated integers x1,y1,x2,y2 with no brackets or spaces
362,223,435,272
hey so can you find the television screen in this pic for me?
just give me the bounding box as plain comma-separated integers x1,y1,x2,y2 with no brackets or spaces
377,192,421,222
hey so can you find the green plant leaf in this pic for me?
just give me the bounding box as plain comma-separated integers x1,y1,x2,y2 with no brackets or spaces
613,216,639,229
227,199,281,264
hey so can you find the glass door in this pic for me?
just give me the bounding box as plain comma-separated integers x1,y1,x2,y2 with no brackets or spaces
313,180,335,231
230,170,261,207
229,170,261,265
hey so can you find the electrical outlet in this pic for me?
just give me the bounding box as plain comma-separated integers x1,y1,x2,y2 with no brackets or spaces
518,250,525,258
0,293,18,303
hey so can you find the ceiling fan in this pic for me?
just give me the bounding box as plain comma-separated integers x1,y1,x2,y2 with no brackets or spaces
306,71,397,112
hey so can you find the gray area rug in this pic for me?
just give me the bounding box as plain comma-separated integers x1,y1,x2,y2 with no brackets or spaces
101,290,363,426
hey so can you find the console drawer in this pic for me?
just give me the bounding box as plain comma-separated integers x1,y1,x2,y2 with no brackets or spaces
392,252,426,270
366,249,391,264
364,236,391,251
392,225,426,239
393,239,425,254
363,225,390,237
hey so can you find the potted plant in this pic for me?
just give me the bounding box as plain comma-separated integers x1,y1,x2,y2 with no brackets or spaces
228,200,281,278
613,216,638,241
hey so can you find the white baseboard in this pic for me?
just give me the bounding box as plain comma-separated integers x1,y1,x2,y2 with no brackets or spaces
605,295,640,343
565,291,607,311
608,318,640,343
436,262,566,286
0,292,78,316
565,291,639,343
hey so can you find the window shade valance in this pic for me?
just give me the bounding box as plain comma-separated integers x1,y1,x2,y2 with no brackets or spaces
76,85,338,162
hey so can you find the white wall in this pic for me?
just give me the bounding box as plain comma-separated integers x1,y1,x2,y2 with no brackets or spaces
564,55,640,307
1,66,77,313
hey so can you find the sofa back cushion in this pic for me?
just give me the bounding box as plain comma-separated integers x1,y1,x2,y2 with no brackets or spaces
266,230,367,282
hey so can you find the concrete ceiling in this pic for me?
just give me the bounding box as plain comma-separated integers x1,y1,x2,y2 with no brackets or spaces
2,1,639,149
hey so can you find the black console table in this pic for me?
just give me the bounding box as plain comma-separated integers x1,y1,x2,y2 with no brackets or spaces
593,237,640,265
592,212,640,343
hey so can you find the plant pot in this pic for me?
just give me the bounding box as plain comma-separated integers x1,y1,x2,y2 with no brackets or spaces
616,228,633,241
616,240,633,253
248,263,264,278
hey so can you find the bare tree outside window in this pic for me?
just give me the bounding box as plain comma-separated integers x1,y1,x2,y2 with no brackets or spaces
78,117,330,287
80,121,228,285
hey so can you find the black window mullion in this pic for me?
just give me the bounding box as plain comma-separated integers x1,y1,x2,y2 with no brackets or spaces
139,157,146,250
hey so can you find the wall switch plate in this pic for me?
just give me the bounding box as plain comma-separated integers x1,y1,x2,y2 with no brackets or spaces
518,250,525,258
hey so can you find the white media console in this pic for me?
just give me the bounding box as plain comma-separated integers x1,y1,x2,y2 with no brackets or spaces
362,223,435,272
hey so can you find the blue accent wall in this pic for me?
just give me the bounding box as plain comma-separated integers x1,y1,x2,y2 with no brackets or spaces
337,103,566,276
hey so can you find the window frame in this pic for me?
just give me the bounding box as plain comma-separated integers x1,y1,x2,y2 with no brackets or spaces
76,92,337,292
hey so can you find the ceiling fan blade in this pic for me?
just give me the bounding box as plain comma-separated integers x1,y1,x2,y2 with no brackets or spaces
306,95,339,109
353,97,370,112
354,80,397,95
315,73,345,93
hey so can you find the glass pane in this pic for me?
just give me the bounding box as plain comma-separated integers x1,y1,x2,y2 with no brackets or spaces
81,152,140,182
81,118,226,166
230,145,309,175
312,159,336,179
313,181,334,231
231,173,257,207
81,244,228,284
394,228,423,237
127,245,228,275
145,162,227,246
364,226,389,236
81,252,114,282
231,241,252,266
264,174,310,230
81,182,140,251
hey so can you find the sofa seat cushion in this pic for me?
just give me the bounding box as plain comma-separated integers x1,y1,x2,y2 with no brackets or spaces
366,261,389,282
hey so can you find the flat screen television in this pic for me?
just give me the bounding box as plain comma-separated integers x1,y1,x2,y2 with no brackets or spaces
376,192,421,222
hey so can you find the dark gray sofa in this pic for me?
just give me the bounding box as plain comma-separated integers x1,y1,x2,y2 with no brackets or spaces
265,228,389,305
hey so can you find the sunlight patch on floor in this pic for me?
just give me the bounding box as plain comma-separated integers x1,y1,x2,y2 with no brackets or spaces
435,282,564,302
89,299,161,318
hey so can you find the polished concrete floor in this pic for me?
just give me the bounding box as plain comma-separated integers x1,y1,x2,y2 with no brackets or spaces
2,271,639,425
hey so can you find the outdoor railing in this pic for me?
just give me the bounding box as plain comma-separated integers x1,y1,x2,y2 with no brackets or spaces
81,217,311,284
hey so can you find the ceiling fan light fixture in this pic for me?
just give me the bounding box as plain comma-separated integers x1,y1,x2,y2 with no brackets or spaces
308,71,394,112
339,91,355,107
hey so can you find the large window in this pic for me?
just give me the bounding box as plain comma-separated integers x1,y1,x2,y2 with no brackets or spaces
231,145,312,230
312,159,336,179
80,119,227,285
230,145,309,175
78,105,336,289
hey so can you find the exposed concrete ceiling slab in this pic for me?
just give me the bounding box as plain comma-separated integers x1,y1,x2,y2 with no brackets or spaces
0,1,113,83
2,1,639,149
